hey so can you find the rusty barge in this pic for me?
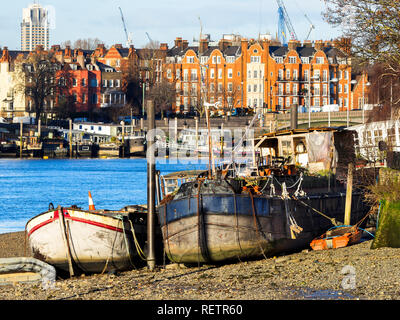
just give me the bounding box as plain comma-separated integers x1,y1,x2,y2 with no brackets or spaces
156,128,371,264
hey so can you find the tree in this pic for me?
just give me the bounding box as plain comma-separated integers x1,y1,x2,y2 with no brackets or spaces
146,81,175,117
13,50,60,123
324,0,400,117
61,38,105,50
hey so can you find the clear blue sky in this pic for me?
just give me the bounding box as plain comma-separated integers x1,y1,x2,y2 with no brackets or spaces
1,0,343,50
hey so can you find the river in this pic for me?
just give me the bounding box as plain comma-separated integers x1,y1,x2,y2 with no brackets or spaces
0,158,207,234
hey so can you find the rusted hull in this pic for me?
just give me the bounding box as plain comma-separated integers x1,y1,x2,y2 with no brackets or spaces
158,193,368,264
26,208,146,273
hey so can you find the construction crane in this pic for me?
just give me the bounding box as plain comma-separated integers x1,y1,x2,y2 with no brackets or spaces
304,14,315,41
146,32,153,43
276,0,298,46
119,7,133,47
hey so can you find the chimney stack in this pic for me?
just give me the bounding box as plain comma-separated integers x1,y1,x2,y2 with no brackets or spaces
175,37,183,50
199,38,209,55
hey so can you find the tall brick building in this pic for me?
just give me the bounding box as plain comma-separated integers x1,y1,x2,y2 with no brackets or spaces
164,35,366,114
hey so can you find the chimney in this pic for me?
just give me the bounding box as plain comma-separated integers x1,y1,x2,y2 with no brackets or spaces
0,47,9,63
77,50,85,69
218,39,230,52
174,37,183,50
65,45,72,57
94,44,106,57
315,40,324,51
199,39,209,55
128,45,136,58
160,43,168,51
288,40,298,51
115,44,123,49
303,40,313,48
182,40,189,50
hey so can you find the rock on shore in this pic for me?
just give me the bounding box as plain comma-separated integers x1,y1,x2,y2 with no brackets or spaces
0,231,399,300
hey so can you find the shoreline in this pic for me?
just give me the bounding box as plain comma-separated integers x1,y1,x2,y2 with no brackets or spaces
1,231,400,300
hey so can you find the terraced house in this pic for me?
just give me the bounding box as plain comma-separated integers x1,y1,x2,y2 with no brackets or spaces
164,35,370,114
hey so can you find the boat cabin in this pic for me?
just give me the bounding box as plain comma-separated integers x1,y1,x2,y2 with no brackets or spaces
254,127,355,174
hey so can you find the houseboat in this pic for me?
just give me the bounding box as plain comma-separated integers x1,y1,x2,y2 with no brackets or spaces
157,128,370,264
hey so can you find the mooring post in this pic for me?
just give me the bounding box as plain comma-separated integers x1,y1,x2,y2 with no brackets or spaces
19,119,23,159
344,162,354,226
147,100,156,271
69,119,73,159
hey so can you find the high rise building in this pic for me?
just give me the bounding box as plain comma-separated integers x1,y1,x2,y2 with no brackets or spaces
21,2,50,51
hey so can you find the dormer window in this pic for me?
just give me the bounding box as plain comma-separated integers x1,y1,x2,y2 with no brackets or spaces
275,57,283,64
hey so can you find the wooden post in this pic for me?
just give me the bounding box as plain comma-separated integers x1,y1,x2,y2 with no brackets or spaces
38,119,41,139
19,120,23,159
69,119,73,159
147,100,156,271
121,121,125,158
195,117,199,151
344,163,354,226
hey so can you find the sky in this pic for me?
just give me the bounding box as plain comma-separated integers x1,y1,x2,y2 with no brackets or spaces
0,0,344,50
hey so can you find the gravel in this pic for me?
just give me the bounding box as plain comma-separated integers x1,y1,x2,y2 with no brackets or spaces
0,231,399,300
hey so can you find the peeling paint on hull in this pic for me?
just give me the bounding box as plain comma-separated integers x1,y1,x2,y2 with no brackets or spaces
26,208,147,274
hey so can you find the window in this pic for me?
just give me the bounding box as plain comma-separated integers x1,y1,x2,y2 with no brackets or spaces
286,69,290,80
301,57,309,64
81,78,86,87
278,69,283,80
275,57,283,64
289,56,296,64
187,56,195,63
316,57,324,64
228,69,233,79
103,80,108,88
72,78,77,87
90,79,98,87
116,79,120,87
251,56,261,63
228,82,233,92
254,70,258,78
226,56,235,63
167,69,172,79
248,85,252,93
293,69,298,80
210,69,215,79
254,84,258,93
218,69,222,79
200,56,208,64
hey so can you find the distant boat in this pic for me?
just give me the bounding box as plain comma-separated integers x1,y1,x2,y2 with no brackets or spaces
26,203,148,274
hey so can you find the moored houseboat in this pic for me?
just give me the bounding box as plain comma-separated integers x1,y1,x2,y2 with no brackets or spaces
157,127,370,264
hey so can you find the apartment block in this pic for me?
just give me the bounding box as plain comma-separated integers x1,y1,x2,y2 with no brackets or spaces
21,3,50,51
164,36,362,114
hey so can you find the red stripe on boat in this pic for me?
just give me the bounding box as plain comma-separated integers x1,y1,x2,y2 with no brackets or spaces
28,210,124,236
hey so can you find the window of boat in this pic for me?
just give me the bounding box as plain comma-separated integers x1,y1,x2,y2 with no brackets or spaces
387,127,397,146
374,129,383,144
281,140,292,157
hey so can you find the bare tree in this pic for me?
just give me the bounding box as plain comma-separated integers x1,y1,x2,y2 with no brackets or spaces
324,0,400,117
147,80,175,117
13,50,61,123
61,38,105,50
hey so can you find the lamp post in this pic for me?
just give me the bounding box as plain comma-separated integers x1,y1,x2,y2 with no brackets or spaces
308,74,319,128
347,78,357,127
362,78,371,123
329,78,339,127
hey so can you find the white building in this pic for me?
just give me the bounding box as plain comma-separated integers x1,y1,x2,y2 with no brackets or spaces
21,3,50,51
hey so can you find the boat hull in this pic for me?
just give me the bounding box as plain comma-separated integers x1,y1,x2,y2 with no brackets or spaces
26,208,146,274
158,193,368,264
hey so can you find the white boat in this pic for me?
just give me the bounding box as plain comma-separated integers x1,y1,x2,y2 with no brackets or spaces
25,203,148,275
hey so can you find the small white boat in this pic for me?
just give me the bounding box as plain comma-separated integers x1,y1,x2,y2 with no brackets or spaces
25,200,148,275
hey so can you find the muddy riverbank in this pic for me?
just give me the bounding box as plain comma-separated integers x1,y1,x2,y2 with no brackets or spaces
0,231,399,301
